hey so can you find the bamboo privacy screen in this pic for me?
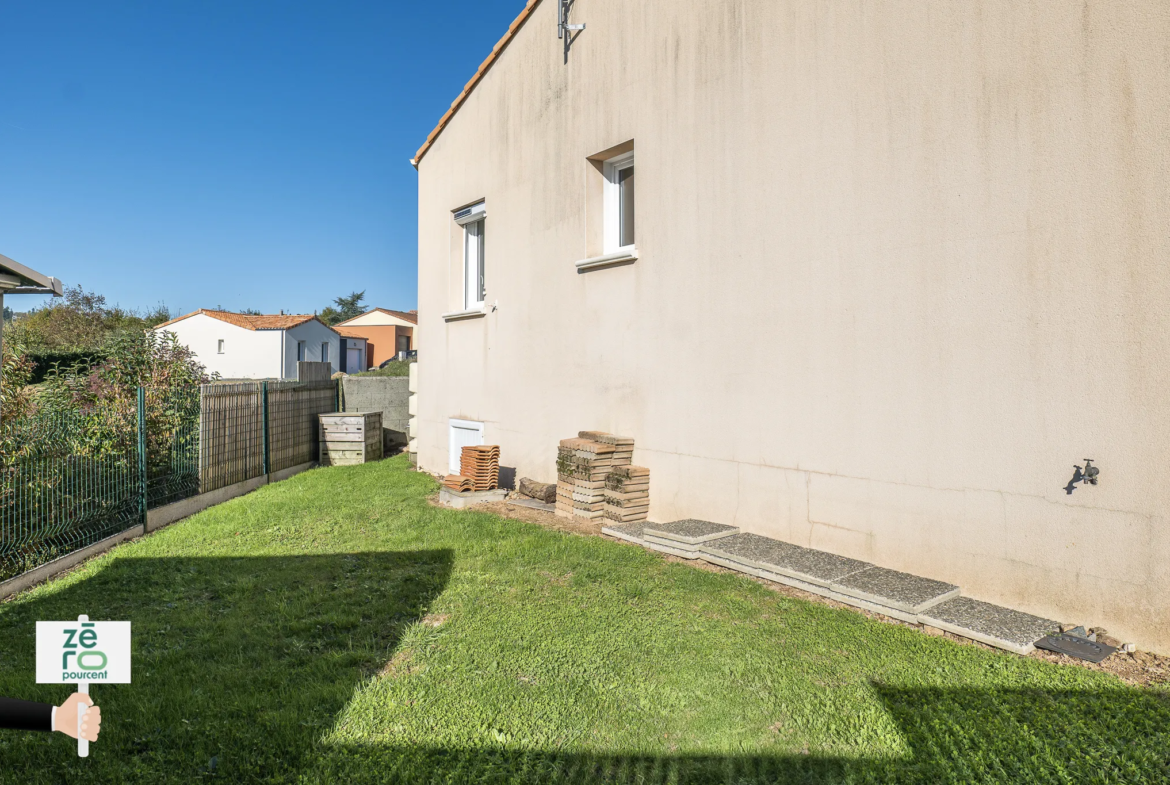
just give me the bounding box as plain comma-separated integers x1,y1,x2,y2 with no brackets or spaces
198,382,265,494
267,379,336,474
198,366,338,493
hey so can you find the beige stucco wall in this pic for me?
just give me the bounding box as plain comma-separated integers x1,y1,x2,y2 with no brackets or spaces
415,0,1170,652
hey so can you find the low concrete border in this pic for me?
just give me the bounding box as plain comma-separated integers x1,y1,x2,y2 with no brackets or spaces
1,461,316,601
0,526,143,601
146,476,266,532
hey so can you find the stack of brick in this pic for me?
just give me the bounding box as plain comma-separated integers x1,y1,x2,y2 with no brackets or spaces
460,445,500,491
603,465,650,523
579,431,633,462
556,432,635,519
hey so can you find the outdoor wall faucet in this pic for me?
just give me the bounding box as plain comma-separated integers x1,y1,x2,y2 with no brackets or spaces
1064,459,1099,495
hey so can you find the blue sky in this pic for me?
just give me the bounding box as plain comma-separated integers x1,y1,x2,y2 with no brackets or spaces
0,0,526,316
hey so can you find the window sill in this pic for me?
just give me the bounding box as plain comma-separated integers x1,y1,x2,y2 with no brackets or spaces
575,248,638,273
442,306,487,323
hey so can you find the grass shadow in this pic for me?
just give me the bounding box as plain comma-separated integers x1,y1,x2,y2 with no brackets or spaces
0,549,452,783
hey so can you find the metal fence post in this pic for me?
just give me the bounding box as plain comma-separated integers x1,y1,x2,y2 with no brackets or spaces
137,386,147,531
261,381,270,476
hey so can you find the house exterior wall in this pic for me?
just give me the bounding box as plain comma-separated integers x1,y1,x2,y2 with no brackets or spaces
414,0,1170,652
158,314,282,379
336,324,414,366
341,337,369,373
345,311,417,329
283,320,340,379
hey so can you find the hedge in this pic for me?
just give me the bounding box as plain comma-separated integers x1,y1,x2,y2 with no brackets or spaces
24,351,107,384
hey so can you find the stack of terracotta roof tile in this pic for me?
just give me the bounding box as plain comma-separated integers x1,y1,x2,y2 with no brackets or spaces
442,475,475,493
460,445,500,491
603,465,650,523
555,432,634,519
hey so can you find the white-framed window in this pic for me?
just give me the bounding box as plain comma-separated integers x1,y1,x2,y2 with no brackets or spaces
217,339,224,354
297,341,306,361
448,418,484,474
454,202,486,310
604,151,635,253
321,342,329,363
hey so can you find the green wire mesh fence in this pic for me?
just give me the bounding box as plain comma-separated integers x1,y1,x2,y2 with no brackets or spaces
1,373,337,583
144,385,201,509
0,406,140,582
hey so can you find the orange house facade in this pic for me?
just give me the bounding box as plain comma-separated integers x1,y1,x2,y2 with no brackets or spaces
334,308,418,368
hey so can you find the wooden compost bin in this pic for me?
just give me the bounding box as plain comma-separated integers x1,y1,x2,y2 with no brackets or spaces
319,412,384,466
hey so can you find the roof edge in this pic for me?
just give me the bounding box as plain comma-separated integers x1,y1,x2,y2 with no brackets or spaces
152,309,203,330
336,307,419,326
412,0,544,168
0,252,62,295
153,309,342,334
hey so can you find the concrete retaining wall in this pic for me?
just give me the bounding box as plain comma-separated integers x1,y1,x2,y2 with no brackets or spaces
342,376,410,450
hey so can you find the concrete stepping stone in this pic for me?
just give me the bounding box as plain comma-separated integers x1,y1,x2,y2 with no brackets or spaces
612,522,1052,654
643,520,739,559
918,596,1059,655
600,521,649,545
644,520,740,545
698,532,870,588
697,533,938,621
830,566,959,615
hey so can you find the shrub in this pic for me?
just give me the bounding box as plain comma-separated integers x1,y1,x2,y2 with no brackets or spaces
0,338,35,427
23,350,107,384
38,329,213,458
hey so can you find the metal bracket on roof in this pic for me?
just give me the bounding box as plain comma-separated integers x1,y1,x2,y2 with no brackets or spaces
558,0,584,63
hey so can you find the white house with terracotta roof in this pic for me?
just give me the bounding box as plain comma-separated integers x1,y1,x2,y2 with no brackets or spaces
155,309,342,379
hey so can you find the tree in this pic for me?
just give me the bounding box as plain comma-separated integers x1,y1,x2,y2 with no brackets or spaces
6,285,173,353
319,291,366,325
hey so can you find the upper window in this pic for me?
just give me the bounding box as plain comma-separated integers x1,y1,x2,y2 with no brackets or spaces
321,342,330,363
297,341,306,362
604,152,635,253
454,202,486,310
217,339,224,354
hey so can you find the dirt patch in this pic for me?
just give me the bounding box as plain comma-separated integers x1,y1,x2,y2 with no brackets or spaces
479,502,1170,690
1029,646,1170,689
421,613,449,628
476,500,606,537
379,650,414,678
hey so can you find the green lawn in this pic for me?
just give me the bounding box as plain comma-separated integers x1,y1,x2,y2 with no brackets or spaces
1,456,1167,784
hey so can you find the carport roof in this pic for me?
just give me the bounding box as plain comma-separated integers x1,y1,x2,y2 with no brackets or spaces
0,253,63,295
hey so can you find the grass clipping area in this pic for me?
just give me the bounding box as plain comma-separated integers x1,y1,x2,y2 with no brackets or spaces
0,456,1167,784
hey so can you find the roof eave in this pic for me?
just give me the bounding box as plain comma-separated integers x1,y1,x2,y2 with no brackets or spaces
0,253,63,295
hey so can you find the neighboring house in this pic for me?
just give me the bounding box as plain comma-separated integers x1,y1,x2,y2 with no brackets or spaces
335,328,370,373
333,308,418,367
411,2,1170,652
155,310,340,379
